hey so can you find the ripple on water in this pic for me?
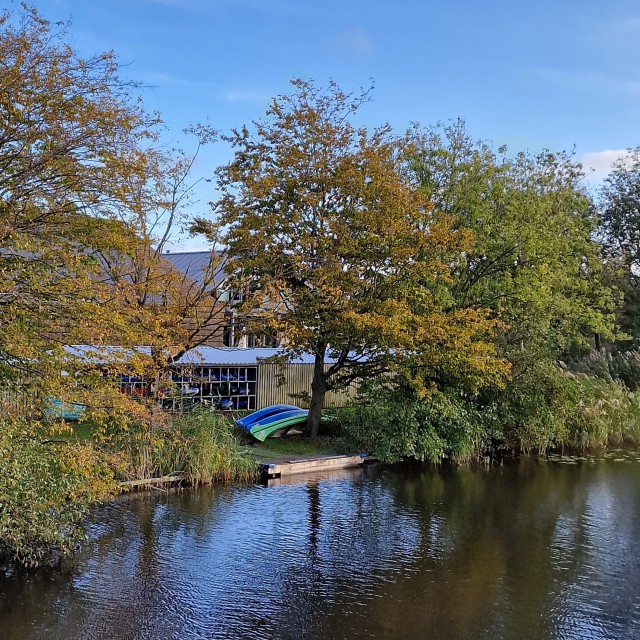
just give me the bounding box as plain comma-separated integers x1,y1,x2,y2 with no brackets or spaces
2,459,640,640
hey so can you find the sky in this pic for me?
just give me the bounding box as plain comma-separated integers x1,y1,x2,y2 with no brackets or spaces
39,0,640,248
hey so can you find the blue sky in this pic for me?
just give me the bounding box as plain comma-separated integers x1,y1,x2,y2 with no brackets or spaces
42,0,640,247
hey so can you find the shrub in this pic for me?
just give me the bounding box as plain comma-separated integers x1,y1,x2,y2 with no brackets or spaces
0,419,116,569
492,363,640,452
336,389,487,464
337,366,640,463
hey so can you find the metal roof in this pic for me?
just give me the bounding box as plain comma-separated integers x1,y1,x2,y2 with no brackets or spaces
64,345,323,366
64,345,152,363
162,251,227,288
175,347,320,366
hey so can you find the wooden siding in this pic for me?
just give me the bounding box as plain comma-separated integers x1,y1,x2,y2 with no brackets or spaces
256,363,357,409
0,385,37,419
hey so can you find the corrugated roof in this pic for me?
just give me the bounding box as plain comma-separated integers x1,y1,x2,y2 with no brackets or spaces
175,347,321,365
162,251,227,288
64,345,152,363
63,345,325,365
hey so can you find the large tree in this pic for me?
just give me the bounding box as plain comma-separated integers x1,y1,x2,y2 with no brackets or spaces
410,121,615,372
0,4,165,392
212,80,508,438
0,6,229,409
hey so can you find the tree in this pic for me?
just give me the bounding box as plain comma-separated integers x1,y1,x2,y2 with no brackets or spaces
212,80,508,438
0,4,166,567
0,4,165,395
598,148,640,344
0,3,252,568
89,124,238,370
409,121,615,373
0,6,229,407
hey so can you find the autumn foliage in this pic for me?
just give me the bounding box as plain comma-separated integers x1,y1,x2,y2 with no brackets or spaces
214,80,510,437
1,4,632,569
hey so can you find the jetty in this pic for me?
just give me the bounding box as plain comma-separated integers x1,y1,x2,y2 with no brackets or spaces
258,452,366,479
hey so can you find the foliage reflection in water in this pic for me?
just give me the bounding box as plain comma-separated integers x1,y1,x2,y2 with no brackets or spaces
1,451,640,640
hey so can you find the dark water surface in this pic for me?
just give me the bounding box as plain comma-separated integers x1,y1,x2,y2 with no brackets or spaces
1,451,640,640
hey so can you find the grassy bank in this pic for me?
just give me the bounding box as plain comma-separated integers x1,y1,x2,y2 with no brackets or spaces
0,411,257,570
244,436,341,458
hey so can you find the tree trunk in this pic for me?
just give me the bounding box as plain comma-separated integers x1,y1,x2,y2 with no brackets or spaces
306,351,327,440
594,332,602,351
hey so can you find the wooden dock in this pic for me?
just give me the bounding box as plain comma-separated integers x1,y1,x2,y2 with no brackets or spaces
259,453,366,479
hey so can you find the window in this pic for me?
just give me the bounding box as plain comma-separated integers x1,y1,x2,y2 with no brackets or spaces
161,366,257,412
119,374,147,397
217,288,243,304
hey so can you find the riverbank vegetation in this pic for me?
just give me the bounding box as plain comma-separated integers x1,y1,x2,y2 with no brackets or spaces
107,411,257,486
336,370,640,464
3,2,640,569
0,411,255,569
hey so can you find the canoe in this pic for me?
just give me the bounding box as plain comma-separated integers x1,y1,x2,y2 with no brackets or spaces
249,409,309,442
42,397,86,421
236,404,301,430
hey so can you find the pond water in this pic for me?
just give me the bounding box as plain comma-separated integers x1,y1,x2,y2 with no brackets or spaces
1,451,640,639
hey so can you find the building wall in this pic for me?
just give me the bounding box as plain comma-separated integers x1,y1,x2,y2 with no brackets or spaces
257,363,357,409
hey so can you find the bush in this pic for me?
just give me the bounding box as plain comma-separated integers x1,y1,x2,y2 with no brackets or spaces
0,410,256,571
336,389,487,464
491,363,640,452
337,366,640,464
0,419,116,569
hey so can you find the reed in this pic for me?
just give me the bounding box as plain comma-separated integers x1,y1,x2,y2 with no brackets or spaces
115,411,257,485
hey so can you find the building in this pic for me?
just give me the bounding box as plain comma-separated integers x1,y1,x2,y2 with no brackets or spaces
162,250,279,348
166,347,356,411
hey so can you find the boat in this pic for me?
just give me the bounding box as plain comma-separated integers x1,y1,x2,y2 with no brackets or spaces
249,408,309,442
236,404,301,429
42,397,86,421
236,404,308,442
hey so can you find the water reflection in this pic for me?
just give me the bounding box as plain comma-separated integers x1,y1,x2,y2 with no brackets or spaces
1,454,639,639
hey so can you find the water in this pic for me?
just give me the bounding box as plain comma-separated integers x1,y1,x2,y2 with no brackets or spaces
1,450,640,639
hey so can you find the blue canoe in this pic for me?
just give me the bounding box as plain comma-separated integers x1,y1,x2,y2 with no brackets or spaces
236,404,301,430
248,409,309,442
42,397,87,421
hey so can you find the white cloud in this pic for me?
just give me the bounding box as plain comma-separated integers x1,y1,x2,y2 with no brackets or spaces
581,149,632,184
223,90,270,105
338,28,374,57
532,67,640,96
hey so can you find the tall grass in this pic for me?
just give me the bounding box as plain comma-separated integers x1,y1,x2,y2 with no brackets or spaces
109,411,257,484
156,411,257,484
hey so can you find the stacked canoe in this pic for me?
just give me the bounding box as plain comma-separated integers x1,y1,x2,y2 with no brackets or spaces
236,404,308,442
